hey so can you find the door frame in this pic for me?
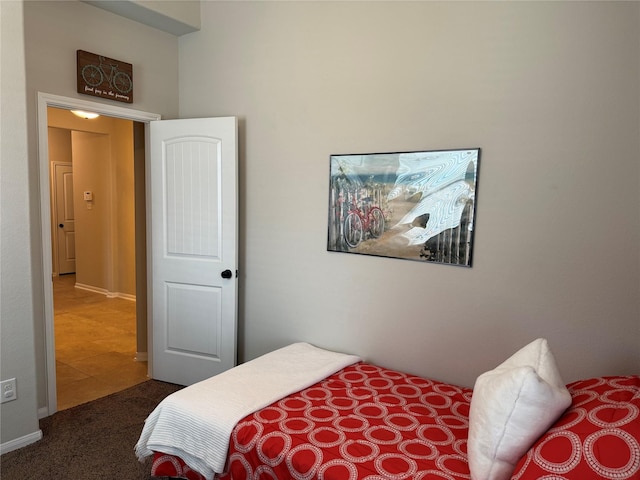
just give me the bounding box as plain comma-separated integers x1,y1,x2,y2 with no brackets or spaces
37,92,160,415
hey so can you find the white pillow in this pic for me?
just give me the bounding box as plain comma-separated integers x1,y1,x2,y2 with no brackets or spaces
467,338,572,480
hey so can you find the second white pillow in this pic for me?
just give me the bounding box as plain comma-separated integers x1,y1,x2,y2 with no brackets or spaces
467,338,572,480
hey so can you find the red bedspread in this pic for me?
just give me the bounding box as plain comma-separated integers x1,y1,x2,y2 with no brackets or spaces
151,368,640,480
512,375,640,480
152,362,473,479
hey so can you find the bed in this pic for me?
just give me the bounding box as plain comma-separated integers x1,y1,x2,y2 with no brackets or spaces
136,341,640,480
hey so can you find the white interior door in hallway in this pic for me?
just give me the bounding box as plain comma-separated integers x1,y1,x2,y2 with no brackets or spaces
53,162,75,275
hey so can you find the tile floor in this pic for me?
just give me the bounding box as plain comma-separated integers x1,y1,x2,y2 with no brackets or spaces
54,274,148,410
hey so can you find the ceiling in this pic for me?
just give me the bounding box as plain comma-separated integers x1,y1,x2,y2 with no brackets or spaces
82,0,200,36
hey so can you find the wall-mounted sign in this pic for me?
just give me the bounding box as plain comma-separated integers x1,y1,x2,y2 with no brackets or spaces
77,50,133,103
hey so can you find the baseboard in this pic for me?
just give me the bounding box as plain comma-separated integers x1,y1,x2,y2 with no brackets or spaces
118,292,136,302
75,282,109,295
37,406,49,419
135,352,148,362
75,282,136,302
0,429,43,454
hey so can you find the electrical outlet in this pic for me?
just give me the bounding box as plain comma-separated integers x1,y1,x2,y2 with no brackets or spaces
1,378,17,403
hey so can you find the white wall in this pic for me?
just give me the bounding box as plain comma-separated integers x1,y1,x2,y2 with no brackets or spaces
0,0,41,451
179,1,640,386
23,0,180,411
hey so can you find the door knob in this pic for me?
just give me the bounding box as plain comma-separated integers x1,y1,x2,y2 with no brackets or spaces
221,269,233,279
58,224,64,228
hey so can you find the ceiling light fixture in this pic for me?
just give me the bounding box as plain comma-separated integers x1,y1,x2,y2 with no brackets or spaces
71,110,100,119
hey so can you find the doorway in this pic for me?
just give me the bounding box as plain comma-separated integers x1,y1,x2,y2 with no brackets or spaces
47,107,146,409
38,92,161,415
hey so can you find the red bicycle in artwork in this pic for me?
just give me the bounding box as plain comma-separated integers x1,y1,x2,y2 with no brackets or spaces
343,197,385,248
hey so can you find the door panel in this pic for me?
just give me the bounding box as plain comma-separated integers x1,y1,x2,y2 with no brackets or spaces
150,117,238,386
165,137,221,258
166,282,221,356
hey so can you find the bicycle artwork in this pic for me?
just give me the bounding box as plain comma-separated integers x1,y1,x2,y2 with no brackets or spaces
77,50,133,104
327,148,481,267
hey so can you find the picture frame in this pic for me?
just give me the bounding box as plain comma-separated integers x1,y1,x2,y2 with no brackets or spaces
327,148,480,267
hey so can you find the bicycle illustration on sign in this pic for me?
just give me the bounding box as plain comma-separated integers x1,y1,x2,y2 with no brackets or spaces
82,56,132,94
77,50,133,103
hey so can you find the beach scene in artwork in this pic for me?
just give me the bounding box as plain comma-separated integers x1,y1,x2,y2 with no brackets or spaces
327,149,480,266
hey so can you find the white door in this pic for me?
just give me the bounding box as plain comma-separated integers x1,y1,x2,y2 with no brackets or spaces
54,163,76,275
150,117,238,385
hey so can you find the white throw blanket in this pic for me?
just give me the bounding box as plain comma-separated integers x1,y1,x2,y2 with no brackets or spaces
135,342,361,480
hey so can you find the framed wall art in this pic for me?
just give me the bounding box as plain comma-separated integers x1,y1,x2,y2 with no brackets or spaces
327,148,480,267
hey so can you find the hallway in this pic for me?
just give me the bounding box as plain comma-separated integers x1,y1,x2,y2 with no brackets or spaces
54,274,148,410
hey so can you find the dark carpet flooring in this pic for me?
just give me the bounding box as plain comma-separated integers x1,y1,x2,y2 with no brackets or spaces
0,380,183,480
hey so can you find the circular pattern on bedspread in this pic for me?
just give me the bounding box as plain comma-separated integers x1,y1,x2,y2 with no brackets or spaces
151,453,224,480
512,375,640,480
221,363,474,479
257,431,291,466
150,372,639,480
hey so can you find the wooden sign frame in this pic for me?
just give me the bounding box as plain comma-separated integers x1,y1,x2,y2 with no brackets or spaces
77,50,133,103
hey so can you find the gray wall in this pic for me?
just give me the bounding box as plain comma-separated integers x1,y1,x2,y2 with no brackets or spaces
2,0,180,449
22,0,179,414
0,0,41,448
179,1,640,386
